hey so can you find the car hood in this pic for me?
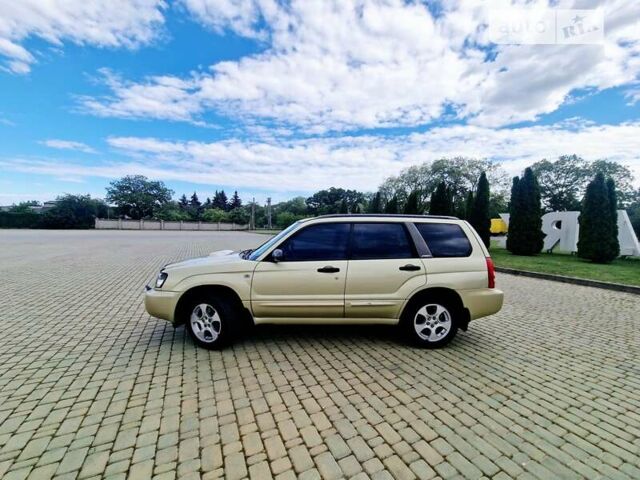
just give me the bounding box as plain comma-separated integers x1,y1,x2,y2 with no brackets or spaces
164,250,253,273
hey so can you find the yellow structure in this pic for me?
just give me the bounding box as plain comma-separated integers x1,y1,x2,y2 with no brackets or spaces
490,218,508,235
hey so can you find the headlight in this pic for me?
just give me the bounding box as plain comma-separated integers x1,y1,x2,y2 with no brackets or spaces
155,271,168,288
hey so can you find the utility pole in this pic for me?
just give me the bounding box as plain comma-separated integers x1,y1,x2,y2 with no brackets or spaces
250,197,256,230
267,197,272,229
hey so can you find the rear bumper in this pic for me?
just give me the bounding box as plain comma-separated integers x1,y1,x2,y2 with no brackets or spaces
459,288,504,320
144,286,180,323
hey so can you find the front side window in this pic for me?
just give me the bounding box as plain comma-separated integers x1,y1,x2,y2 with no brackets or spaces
351,223,414,260
278,223,350,261
248,221,300,260
415,223,472,257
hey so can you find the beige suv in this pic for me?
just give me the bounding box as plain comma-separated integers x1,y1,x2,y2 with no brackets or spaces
145,215,503,349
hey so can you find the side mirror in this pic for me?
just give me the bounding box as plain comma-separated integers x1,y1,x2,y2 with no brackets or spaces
272,249,284,263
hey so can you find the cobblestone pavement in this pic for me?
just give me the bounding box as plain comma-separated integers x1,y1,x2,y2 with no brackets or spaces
1,230,639,480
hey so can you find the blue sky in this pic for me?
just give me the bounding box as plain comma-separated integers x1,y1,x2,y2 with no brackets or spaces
1,0,639,206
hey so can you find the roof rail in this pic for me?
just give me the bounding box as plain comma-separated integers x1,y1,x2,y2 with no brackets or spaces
313,214,460,220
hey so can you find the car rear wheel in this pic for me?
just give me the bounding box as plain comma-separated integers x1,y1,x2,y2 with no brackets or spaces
185,296,234,349
404,299,459,348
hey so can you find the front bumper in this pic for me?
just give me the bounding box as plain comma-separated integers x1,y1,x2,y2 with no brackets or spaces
459,288,504,321
144,286,180,323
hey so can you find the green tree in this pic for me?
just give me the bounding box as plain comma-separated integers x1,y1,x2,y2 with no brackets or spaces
189,192,202,220
178,194,189,209
489,193,508,219
606,178,620,258
384,195,399,214
531,155,589,211
202,208,228,223
228,207,250,225
379,157,509,214
532,156,637,211
368,192,383,213
275,211,305,229
154,202,190,221
306,187,365,215
8,201,40,213
212,190,229,211
469,172,491,247
463,191,474,221
507,168,545,255
590,160,636,206
404,190,421,214
40,194,108,229
428,182,451,216
105,175,173,220
577,173,619,263
338,198,349,214
229,191,242,210
628,189,640,238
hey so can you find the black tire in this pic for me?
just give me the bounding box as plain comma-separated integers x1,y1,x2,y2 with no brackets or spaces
183,294,237,350
402,297,459,348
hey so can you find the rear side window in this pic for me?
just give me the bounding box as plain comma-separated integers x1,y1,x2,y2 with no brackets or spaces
351,223,415,260
415,223,472,257
279,223,350,261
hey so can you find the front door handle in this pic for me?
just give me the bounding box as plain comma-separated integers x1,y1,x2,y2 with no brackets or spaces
399,264,421,271
317,266,340,273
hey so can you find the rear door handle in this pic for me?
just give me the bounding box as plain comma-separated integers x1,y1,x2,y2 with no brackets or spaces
399,264,421,271
317,266,340,273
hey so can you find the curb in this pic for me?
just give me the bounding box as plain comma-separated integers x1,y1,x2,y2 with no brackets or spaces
495,267,640,295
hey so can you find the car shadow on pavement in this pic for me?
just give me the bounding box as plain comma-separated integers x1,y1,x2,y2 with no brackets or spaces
239,323,405,346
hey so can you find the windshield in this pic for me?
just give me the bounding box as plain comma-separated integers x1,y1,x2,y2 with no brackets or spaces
247,222,301,261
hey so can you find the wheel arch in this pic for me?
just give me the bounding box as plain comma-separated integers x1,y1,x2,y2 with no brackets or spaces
174,284,252,326
402,287,470,331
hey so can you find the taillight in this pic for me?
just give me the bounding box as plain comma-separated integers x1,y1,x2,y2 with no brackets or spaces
486,257,496,288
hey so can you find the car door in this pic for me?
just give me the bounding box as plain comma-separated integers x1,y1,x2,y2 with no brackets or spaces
251,222,350,319
344,222,426,319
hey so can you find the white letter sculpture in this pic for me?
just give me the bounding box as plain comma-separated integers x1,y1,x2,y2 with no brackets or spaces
498,211,640,257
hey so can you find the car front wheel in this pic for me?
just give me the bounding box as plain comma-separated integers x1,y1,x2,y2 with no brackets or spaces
404,299,459,348
185,297,233,349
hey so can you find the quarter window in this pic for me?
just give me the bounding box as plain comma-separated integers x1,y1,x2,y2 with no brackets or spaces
351,223,414,260
278,223,350,261
415,223,472,257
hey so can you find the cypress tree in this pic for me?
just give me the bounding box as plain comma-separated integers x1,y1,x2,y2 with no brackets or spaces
384,195,399,214
464,190,474,221
369,192,382,213
506,176,520,253
607,178,620,258
429,182,451,216
507,168,544,255
469,172,491,248
577,173,618,263
404,190,420,214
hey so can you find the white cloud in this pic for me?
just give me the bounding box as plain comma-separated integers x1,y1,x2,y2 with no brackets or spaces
3,121,639,195
80,0,640,130
41,139,97,154
0,0,166,73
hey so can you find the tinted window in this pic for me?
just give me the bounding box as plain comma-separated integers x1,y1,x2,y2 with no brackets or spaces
351,223,414,260
415,223,472,257
279,223,350,261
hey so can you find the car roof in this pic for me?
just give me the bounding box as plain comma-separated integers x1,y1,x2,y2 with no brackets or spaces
301,214,460,223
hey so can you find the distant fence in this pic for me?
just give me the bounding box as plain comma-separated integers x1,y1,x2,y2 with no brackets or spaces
95,218,250,231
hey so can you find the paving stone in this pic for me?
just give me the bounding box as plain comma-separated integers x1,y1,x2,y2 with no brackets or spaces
0,231,638,480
